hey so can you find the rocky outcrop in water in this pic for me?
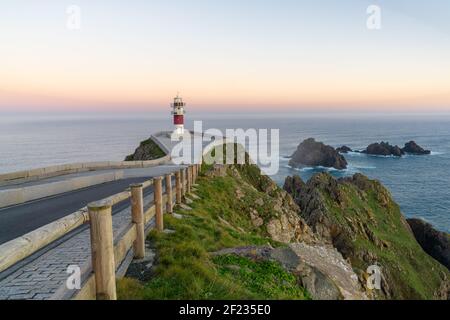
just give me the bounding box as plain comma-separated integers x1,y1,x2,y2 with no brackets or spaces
336,146,353,154
407,218,450,270
362,142,404,157
402,141,431,155
283,172,450,300
289,138,348,170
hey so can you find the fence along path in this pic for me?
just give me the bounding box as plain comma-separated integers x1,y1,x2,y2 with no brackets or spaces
0,164,200,300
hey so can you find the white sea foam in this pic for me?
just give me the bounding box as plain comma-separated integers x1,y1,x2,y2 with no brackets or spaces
285,164,346,173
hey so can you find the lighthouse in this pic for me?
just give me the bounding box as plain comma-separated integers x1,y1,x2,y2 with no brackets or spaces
171,94,186,136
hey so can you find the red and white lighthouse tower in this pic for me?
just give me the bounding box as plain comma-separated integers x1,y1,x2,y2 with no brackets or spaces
171,94,186,136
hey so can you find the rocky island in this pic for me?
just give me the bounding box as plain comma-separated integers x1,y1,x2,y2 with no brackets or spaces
362,141,404,157
402,141,431,155
348,140,432,157
336,146,353,154
289,138,348,170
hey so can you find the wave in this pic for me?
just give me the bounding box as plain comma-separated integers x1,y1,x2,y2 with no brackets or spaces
285,164,346,173
285,163,376,175
348,164,376,170
342,151,367,158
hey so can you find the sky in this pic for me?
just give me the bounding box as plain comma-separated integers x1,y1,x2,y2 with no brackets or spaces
1,0,450,113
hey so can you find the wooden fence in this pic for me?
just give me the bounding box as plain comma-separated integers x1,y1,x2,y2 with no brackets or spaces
0,164,201,300
76,163,201,299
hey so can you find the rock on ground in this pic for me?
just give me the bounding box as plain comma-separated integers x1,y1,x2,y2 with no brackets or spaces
212,245,367,300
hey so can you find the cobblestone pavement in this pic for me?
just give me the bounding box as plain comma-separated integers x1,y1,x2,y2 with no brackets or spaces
0,194,154,300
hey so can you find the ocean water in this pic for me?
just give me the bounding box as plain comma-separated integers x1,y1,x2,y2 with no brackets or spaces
1,112,449,232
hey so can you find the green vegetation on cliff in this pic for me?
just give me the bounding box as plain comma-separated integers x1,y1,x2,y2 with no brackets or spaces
117,164,310,300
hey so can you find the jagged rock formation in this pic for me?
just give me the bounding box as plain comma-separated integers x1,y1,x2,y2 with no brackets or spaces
289,138,348,170
402,141,431,155
362,142,404,157
125,138,166,161
284,173,450,299
336,146,353,154
228,164,316,244
407,218,450,270
283,175,306,199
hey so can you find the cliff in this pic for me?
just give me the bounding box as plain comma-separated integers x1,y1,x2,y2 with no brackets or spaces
117,145,448,300
284,173,449,299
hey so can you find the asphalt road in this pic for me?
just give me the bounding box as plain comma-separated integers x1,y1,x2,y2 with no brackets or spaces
0,177,157,244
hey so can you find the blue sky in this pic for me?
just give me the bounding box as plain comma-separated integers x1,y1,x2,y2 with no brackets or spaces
1,0,449,112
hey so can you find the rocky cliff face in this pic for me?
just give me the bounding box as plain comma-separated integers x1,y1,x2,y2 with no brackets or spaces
407,218,449,270
284,173,449,299
289,138,348,170
204,163,368,299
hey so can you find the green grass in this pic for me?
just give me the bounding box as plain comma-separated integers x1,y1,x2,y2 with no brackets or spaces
213,255,310,299
117,166,309,300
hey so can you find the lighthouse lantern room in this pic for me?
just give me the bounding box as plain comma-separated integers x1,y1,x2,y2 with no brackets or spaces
171,94,186,136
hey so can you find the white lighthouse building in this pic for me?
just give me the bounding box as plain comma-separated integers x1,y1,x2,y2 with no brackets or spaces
171,94,186,136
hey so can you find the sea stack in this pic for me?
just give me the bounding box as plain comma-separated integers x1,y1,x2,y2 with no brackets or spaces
289,138,348,170
402,141,431,155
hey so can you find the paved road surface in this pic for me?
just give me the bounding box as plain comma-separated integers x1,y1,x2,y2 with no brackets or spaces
0,166,180,245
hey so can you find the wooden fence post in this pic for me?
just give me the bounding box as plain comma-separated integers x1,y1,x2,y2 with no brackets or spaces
192,164,196,184
165,174,173,214
88,200,117,300
175,171,182,205
186,166,192,194
154,177,163,231
181,168,186,199
130,183,145,259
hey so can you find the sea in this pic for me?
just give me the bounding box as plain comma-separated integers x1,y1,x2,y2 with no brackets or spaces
1,112,449,233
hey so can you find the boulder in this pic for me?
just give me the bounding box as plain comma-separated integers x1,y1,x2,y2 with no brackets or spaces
407,219,449,270
289,138,348,170
362,142,404,157
336,146,353,154
212,245,368,300
402,141,431,155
